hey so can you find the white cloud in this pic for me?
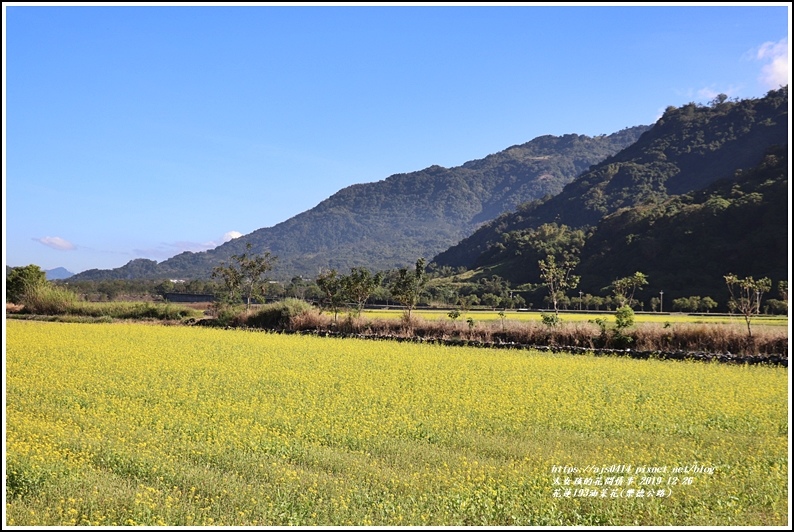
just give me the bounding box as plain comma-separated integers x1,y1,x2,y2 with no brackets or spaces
696,87,721,101
756,38,789,89
34,236,76,250
222,231,243,242
694,83,744,103
673,85,742,106
135,231,246,260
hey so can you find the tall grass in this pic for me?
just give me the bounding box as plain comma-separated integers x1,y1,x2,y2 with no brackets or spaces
202,298,314,328
67,301,202,321
19,283,78,315
11,296,202,321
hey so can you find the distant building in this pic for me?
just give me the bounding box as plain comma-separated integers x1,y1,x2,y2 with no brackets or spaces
163,292,215,303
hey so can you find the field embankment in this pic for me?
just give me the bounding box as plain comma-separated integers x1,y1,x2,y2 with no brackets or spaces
208,304,788,362
7,300,789,360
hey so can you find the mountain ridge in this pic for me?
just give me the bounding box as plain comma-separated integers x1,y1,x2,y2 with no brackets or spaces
45,267,75,280
433,87,789,270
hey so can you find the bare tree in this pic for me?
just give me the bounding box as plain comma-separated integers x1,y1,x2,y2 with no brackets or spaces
724,274,772,339
538,255,579,315
610,272,648,309
212,243,276,312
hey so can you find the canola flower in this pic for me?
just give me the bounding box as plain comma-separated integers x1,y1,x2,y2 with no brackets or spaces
5,320,788,526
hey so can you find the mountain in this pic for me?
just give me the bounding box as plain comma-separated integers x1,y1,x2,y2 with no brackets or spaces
69,126,649,281
45,267,74,280
433,87,788,270
574,143,788,305
5,265,74,280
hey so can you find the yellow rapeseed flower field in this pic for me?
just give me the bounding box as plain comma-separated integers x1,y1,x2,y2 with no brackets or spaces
5,321,788,526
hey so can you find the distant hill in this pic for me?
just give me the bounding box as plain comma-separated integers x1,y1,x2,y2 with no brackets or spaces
5,265,74,280
434,87,788,270
45,267,74,280
69,126,649,281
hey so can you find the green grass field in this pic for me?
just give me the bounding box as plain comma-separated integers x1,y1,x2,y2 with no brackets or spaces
5,321,788,526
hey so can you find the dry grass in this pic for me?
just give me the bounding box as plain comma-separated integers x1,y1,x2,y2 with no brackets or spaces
7,302,25,313
278,309,787,357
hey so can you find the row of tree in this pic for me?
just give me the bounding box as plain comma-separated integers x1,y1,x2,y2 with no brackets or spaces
209,247,431,323
203,242,787,327
7,253,787,323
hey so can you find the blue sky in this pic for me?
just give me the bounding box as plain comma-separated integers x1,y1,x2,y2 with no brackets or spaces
3,3,790,275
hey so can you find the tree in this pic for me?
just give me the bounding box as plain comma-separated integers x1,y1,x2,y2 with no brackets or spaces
481,292,501,309
390,258,427,319
777,280,788,305
6,264,47,304
316,269,346,324
212,243,276,311
724,274,772,339
699,296,718,313
709,93,729,107
458,294,479,313
154,279,176,299
343,267,383,317
672,297,698,313
538,254,580,315
286,276,310,300
610,272,648,308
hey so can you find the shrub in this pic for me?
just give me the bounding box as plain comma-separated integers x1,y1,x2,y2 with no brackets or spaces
541,312,561,328
6,265,47,304
764,299,788,315
245,298,314,329
614,305,635,331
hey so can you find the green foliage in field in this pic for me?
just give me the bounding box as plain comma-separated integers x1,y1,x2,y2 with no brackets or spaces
19,283,78,315
6,321,787,526
66,301,203,321
6,264,47,304
361,309,788,327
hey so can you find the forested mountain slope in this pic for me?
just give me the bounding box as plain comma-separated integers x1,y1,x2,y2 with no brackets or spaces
577,143,788,305
433,87,788,270
463,143,787,308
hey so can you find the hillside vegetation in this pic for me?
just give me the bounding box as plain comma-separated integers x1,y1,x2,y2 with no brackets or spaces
432,87,788,308
434,88,788,270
